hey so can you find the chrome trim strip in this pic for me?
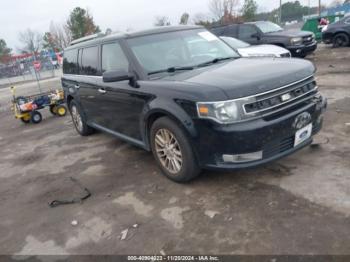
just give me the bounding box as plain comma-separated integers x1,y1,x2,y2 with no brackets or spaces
252,78,315,104
196,75,314,105
243,86,318,115
62,74,103,79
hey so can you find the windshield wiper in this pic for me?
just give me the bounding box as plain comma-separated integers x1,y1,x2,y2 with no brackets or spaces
196,57,236,68
148,66,194,75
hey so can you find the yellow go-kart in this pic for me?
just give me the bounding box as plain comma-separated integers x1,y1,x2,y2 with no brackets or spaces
11,86,67,124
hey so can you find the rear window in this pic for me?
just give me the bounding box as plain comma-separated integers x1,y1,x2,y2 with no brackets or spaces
81,46,100,76
63,49,78,74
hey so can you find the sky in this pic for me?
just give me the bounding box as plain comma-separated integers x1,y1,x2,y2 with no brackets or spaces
0,0,333,51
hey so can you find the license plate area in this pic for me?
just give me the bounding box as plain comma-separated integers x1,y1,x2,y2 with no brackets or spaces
294,123,312,147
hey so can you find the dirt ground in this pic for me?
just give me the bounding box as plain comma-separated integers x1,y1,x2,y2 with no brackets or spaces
0,44,349,256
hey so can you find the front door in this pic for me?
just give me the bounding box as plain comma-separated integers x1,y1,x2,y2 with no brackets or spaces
238,25,261,45
95,41,147,141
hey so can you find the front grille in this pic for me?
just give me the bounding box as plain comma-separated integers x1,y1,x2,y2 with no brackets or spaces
243,76,317,116
303,35,314,45
263,136,294,158
280,52,291,58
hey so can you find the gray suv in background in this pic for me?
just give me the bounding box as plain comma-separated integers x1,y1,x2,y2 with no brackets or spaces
211,21,317,58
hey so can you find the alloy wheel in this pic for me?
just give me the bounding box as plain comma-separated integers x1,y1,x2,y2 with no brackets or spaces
71,105,83,132
154,128,183,174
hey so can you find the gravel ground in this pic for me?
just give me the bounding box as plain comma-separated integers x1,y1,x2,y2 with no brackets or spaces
0,44,349,256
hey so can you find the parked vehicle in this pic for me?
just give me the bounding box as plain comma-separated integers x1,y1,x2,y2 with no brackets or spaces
220,36,291,58
210,21,317,58
322,16,350,47
62,26,327,182
302,14,344,42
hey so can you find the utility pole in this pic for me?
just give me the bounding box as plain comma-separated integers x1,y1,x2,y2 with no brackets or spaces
319,0,321,15
279,0,282,24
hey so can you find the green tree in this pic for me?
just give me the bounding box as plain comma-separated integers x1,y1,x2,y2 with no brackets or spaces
280,1,309,22
66,7,101,40
242,0,258,21
179,12,190,25
0,39,12,63
42,32,56,50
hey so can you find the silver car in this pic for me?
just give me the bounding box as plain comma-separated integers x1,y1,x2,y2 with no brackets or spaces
220,36,291,58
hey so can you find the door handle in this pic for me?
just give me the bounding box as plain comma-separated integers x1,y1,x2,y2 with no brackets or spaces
98,88,106,94
74,84,80,89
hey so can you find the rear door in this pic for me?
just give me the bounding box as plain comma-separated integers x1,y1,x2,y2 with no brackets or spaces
238,24,261,45
62,48,79,104
77,45,104,125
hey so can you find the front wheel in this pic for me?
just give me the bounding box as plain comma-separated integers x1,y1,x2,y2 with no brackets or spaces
150,117,200,182
31,111,42,124
56,105,67,117
69,100,94,136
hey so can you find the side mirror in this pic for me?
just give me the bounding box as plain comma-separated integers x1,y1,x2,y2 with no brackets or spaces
251,33,260,40
103,69,131,82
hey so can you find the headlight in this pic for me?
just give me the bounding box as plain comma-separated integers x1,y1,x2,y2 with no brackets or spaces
290,37,302,45
197,100,241,123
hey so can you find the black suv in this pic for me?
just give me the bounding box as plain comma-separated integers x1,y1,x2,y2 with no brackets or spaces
322,16,350,47
62,26,326,182
210,21,317,57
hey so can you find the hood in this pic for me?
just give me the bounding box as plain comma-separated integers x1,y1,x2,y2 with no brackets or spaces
266,29,312,38
161,58,315,99
238,44,290,57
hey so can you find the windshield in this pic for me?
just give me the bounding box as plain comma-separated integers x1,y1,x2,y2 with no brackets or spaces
127,29,239,73
220,36,250,49
255,21,283,33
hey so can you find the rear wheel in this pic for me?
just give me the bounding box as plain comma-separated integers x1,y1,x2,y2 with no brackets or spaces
333,33,350,47
56,105,67,117
31,111,42,124
150,117,200,182
69,100,94,136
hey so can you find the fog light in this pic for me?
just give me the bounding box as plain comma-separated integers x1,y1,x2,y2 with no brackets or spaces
296,49,302,53
223,151,263,163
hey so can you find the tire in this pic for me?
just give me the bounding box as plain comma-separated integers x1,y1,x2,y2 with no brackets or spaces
150,117,200,182
69,100,94,136
20,114,31,124
56,105,67,117
31,111,42,124
333,33,350,48
49,105,57,115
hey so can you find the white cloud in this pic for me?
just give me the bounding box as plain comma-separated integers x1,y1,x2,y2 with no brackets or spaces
0,0,333,50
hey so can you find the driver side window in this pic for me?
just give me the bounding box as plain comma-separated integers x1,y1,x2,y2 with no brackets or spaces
101,42,129,73
239,25,258,38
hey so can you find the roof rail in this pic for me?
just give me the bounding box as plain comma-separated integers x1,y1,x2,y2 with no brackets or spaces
70,33,106,46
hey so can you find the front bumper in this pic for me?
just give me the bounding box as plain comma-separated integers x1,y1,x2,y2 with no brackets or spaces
287,41,317,57
191,95,327,170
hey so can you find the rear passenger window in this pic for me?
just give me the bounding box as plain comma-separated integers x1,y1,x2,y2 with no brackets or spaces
239,25,258,38
102,42,129,72
63,49,78,74
81,46,99,76
223,25,237,37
